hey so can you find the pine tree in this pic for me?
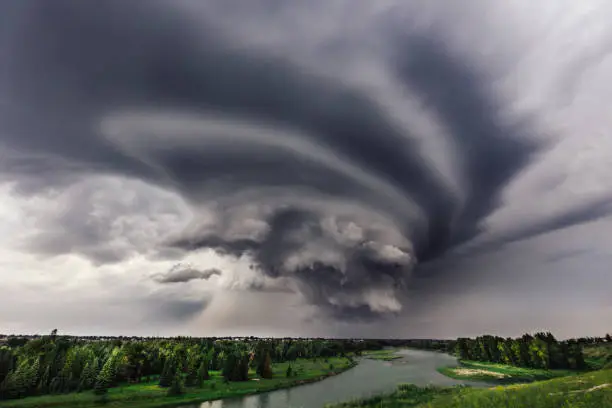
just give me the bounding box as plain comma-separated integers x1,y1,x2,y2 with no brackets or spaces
94,354,116,396
185,357,199,387
196,360,210,387
79,362,97,391
37,366,50,394
222,352,237,382
26,358,40,396
166,372,184,396
158,358,175,388
260,352,273,379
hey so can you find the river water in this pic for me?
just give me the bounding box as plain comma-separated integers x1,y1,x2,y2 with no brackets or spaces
178,349,491,408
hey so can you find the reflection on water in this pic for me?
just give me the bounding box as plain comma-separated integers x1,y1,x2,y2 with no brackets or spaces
186,349,491,408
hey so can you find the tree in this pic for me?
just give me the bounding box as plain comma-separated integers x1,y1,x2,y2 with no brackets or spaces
158,358,175,388
25,358,40,395
196,360,210,386
94,353,117,396
185,355,200,387
260,351,273,379
166,372,184,396
455,339,471,360
79,362,97,391
0,347,15,385
222,351,249,382
4,370,26,399
123,342,145,383
37,366,50,394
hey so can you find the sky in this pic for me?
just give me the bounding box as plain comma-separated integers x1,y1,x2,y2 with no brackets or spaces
0,0,611,339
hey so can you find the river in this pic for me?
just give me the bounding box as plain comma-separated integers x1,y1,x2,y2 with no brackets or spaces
178,349,491,408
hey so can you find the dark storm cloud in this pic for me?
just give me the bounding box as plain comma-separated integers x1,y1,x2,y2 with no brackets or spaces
154,264,222,284
454,196,612,257
389,34,540,258
173,207,411,316
1,0,610,318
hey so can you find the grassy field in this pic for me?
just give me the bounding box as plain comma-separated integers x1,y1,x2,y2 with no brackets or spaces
2,357,355,408
437,360,578,384
362,349,403,361
327,368,612,408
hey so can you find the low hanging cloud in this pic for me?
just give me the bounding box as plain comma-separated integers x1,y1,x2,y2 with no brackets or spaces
154,264,223,284
1,0,612,321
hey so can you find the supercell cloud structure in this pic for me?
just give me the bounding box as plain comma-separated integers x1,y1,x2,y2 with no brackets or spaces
1,0,612,332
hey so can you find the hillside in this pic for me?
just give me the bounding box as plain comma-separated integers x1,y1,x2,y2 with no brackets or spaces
328,368,612,407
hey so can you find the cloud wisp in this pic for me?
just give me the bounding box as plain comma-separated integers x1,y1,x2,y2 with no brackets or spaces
154,264,222,284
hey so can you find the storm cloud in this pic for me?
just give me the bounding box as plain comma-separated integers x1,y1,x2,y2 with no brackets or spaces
1,0,612,326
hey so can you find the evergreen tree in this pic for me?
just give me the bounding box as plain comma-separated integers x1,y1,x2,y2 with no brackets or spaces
166,372,184,396
260,351,273,379
79,362,97,391
455,338,471,360
158,357,175,388
37,366,50,394
196,360,210,386
0,347,15,386
26,358,40,395
93,353,116,396
184,357,200,387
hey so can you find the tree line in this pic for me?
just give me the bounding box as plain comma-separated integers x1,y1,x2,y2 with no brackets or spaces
0,330,364,401
454,332,587,370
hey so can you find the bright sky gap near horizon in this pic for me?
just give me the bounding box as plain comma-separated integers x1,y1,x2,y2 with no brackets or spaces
0,0,611,338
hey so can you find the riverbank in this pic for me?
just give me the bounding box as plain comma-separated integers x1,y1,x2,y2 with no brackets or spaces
437,360,578,384
362,349,403,361
327,367,612,407
2,357,356,408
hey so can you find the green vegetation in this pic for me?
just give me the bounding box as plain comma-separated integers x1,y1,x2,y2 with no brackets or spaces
428,368,612,408
326,384,461,407
363,349,402,361
454,332,586,370
2,330,610,408
328,369,612,408
330,333,612,408
0,330,364,408
437,360,577,384
583,342,612,370
1,357,354,408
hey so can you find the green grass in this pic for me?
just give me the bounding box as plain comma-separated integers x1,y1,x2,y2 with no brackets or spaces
437,360,578,384
584,343,612,370
325,384,466,408
423,368,612,408
362,349,403,361
2,357,355,408
328,368,612,408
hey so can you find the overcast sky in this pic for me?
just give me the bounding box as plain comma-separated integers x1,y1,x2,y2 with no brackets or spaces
1,0,611,339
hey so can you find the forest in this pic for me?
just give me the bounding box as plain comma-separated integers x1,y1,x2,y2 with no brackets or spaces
453,332,586,370
0,330,368,402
